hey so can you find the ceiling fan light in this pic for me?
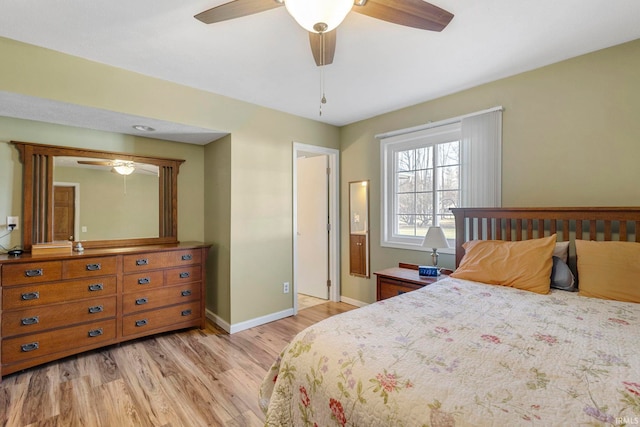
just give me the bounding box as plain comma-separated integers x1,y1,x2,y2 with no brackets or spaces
113,162,135,176
285,0,353,33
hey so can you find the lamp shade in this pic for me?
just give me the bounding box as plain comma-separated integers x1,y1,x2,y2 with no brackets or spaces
421,226,449,249
285,0,353,33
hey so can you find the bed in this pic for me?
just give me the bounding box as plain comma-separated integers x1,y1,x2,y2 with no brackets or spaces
259,207,640,426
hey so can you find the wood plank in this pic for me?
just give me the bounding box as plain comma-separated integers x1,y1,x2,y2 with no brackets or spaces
0,301,356,426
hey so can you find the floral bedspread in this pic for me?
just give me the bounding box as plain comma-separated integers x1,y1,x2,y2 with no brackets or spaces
259,278,640,426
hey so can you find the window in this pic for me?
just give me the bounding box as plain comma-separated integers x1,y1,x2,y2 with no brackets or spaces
379,108,502,251
395,140,460,240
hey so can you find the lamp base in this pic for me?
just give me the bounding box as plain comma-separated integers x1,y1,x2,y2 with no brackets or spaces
431,249,439,267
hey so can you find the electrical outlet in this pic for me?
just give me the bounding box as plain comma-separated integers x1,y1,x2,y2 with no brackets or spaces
283,282,290,294
7,216,18,230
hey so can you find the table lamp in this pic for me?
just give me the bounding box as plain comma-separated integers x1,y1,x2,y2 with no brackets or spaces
421,226,449,267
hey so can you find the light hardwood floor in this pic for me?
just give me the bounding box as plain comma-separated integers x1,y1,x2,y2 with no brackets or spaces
0,301,356,427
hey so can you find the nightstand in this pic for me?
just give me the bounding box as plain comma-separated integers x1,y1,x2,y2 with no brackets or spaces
374,263,449,301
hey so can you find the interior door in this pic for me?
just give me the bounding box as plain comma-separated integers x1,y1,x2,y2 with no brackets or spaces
53,185,75,241
296,155,329,299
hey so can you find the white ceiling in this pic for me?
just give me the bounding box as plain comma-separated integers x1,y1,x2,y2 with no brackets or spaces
1,0,639,142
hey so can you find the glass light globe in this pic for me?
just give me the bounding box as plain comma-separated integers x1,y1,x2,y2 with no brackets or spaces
285,0,353,33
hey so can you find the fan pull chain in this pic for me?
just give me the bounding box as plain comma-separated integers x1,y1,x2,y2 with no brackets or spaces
319,66,327,116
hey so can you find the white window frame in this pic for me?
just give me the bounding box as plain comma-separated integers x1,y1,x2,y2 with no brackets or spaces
379,107,503,252
380,123,460,252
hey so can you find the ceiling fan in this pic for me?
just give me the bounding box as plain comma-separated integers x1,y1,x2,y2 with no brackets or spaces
76,160,158,176
195,0,454,66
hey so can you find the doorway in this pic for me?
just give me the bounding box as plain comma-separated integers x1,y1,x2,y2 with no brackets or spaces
53,183,80,241
293,143,340,314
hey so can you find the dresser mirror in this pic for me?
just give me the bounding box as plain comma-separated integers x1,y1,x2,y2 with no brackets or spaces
11,141,184,251
349,180,370,277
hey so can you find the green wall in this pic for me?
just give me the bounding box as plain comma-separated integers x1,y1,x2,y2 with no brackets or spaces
0,36,340,328
0,118,205,250
54,166,159,240
339,38,640,304
2,34,639,324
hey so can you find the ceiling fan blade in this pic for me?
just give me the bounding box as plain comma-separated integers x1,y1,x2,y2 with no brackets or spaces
309,30,337,67
195,0,283,24
353,0,453,32
77,160,112,166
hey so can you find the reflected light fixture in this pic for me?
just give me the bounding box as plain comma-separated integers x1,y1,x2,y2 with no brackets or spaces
421,226,449,266
113,161,135,176
285,0,353,33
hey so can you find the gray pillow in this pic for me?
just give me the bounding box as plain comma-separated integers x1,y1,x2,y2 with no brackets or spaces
550,256,577,291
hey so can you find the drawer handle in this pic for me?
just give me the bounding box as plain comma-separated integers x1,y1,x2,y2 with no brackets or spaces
21,316,40,326
135,319,148,327
88,283,104,292
21,342,39,352
181,289,192,297
24,268,43,277
179,272,190,279
86,263,101,271
181,309,192,316
138,277,151,285
21,291,40,301
88,305,104,314
181,254,193,261
88,328,103,337
135,297,148,305
136,259,149,266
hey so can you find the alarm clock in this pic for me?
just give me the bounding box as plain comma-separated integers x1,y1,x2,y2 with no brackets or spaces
418,266,440,277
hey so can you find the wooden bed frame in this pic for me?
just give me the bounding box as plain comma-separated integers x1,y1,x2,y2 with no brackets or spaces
451,207,640,268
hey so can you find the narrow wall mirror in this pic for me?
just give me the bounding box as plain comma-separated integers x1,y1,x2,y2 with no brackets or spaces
349,180,370,277
12,141,184,251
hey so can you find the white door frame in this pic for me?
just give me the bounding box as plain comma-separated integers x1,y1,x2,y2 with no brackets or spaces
293,142,340,314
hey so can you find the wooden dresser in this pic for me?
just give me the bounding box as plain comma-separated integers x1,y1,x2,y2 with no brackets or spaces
375,263,449,301
0,242,209,379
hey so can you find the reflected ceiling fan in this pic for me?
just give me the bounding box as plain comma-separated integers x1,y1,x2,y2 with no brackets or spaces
76,160,158,176
195,0,454,66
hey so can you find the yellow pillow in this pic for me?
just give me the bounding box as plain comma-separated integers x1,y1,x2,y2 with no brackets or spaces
576,240,640,303
450,234,556,294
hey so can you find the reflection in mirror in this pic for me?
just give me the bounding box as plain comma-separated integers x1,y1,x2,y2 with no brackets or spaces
11,140,183,251
349,180,369,277
53,157,159,241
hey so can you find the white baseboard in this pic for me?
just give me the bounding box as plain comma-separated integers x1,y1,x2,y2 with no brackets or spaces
340,296,369,308
206,308,295,334
206,309,231,333
206,296,368,334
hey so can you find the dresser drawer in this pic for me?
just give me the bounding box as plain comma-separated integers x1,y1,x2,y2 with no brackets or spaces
2,261,63,286
123,283,200,314
63,256,117,279
164,249,201,267
2,296,117,337
2,276,117,309
122,252,167,272
2,319,116,364
122,301,201,337
165,266,201,285
377,277,426,301
123,270,165,292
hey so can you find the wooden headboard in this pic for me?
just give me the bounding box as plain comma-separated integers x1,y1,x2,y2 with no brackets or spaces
451,207,640,268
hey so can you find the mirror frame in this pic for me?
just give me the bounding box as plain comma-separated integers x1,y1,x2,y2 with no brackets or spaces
12,141,185,251
349,180,370,278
